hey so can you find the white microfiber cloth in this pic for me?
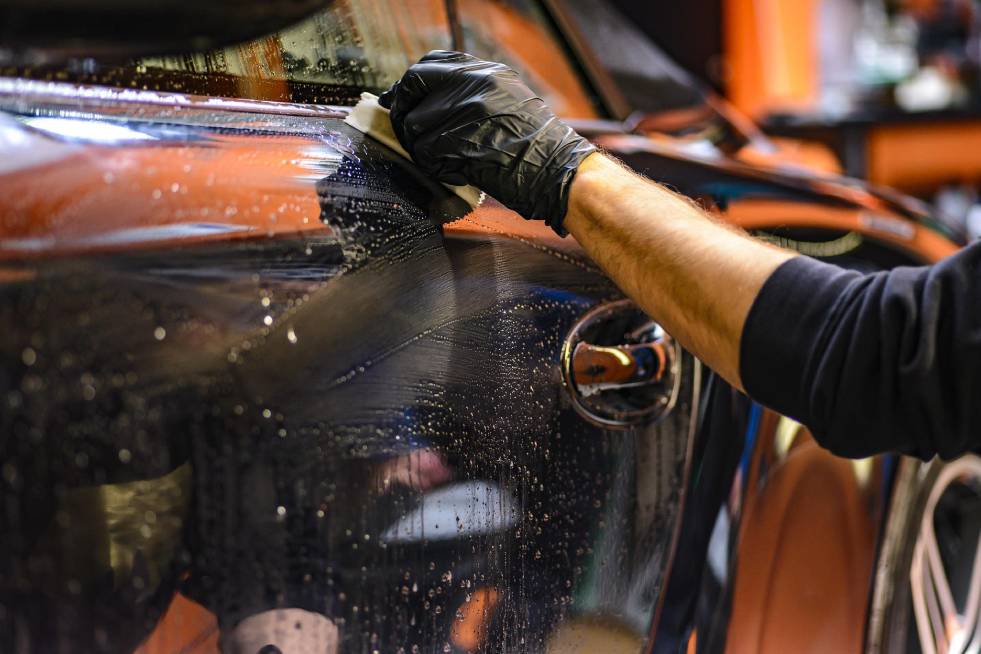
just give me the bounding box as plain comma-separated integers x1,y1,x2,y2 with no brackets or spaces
344,92,485,209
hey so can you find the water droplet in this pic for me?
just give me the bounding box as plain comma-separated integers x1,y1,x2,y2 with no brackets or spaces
118,449,132,463
287,327,298,344
153,326,166,341
21,347,36,366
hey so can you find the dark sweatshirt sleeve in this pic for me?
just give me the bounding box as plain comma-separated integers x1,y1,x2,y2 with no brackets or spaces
740,241,981,460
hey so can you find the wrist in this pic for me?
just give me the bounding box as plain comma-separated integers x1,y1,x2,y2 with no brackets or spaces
565,152,632,235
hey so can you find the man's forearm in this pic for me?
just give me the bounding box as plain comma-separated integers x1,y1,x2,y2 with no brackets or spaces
564,153,796,390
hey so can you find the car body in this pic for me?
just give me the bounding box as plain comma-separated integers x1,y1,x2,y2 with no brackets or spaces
0,1,976,653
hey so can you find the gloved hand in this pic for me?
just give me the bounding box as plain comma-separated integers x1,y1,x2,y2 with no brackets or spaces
378,50,596,235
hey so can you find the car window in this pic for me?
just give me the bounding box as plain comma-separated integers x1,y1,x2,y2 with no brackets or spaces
142,0,604,118
458,0,601,119
139,0,451,102
7,0,452,105
4,0,603,116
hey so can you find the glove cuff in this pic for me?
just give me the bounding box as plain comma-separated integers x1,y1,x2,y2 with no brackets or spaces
540,139,596,237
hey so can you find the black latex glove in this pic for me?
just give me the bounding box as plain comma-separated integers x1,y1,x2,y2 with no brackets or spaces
378,50,596,235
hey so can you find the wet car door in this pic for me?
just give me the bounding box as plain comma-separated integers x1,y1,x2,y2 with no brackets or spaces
0,1,701,652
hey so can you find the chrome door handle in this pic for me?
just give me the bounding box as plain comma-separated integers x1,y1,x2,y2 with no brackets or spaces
561,300,681,429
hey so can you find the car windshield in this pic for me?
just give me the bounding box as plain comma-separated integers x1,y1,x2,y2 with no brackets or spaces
9,0,601,117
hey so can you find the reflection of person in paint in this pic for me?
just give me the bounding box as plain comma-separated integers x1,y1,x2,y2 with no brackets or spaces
374,448,452,492
381,51,981,462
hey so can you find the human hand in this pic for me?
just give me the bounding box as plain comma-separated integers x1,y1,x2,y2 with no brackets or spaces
379,51,595,234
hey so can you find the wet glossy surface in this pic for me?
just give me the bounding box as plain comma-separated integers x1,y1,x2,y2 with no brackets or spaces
0,94,698,653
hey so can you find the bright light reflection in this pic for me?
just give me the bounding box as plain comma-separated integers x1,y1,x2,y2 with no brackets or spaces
24,117,157,144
